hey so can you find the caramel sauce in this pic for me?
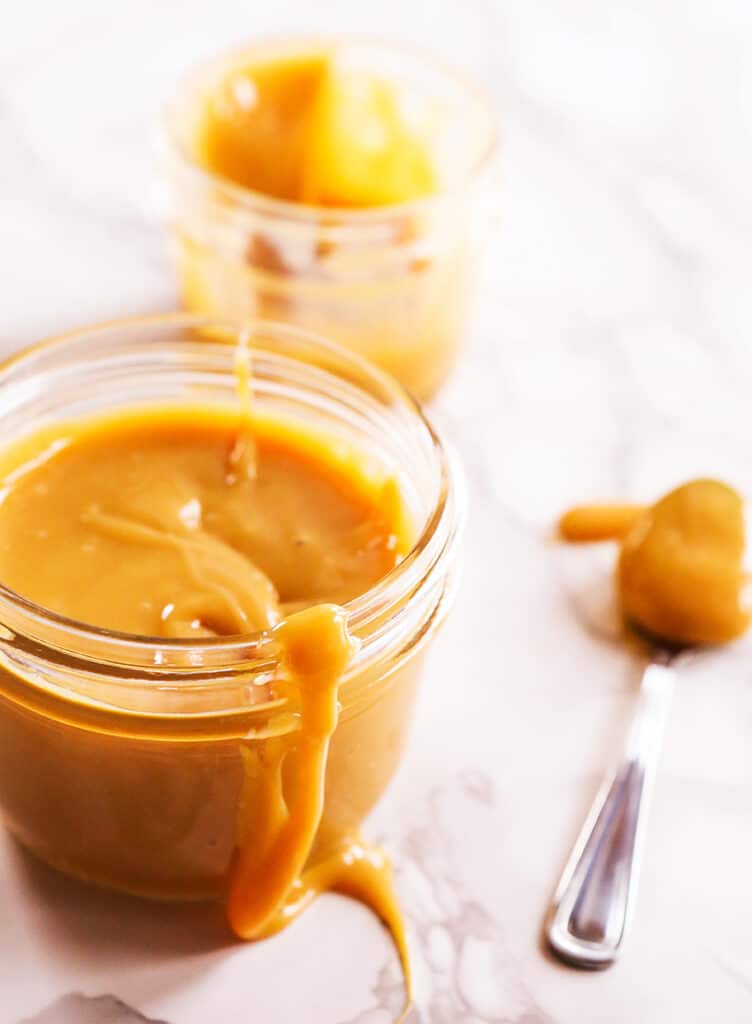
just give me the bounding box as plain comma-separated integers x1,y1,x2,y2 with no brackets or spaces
197,50,436,207
558,504,644,543
559,479,752,646
0,345,415,1009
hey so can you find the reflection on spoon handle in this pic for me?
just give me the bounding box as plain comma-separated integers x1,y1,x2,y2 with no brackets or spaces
546,662,675,968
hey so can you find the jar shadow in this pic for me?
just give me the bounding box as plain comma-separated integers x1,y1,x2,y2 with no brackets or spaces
5,833,235,1007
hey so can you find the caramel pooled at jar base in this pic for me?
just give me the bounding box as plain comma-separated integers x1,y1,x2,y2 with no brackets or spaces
163,38,499,400
0,317,461,946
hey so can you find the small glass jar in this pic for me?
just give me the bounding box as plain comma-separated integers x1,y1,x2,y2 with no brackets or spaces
162,38,499,401
0,314,462,901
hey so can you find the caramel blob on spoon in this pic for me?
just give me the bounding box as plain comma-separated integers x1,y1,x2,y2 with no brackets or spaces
560,478,752,647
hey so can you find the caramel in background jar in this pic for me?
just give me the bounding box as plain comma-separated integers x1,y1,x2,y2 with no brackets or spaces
164,39,499,399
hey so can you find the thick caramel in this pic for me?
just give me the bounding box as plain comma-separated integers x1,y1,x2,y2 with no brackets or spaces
558,504,643,544
197,53,328,202
559,479,752,646
0,403,417,1007
197,51,436,207
0,408,399,635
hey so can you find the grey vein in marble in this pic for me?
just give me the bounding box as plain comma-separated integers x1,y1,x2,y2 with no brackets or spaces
20,994,169,1024
340,775,556,1024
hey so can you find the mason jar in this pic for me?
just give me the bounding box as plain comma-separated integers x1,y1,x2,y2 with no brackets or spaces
162,38,499,400
0,314,463,902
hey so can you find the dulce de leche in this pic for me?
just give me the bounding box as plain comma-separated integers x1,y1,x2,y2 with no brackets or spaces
560,479,752,646
0,402,422,989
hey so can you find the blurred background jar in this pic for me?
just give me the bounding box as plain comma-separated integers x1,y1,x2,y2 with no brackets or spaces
163,37,499,401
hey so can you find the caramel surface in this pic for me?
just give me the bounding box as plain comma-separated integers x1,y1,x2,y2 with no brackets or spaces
197,51,436,207
559,479,752,646
0,408,400,636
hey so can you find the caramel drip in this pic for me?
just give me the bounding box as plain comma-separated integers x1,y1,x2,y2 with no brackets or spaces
263,836,412,1011
227,604,412,1016
227,605,355,935
227,324,257,484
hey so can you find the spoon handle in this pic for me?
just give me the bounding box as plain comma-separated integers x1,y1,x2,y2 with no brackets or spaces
546,662,675,968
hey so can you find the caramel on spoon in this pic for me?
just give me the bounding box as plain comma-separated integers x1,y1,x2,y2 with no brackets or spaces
547,479,749,967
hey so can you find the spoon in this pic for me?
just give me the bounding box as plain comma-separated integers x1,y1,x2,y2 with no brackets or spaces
545,648,675,967
547,479,750,968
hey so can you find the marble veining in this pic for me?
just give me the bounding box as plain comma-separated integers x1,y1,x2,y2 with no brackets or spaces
341,777,555,1024
21,994,167,1024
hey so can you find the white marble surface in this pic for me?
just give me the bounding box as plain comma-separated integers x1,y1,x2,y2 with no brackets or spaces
3,1,752,1021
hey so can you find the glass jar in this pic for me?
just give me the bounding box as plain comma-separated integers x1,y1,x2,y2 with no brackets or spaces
0,314,462,901
162,38,499,401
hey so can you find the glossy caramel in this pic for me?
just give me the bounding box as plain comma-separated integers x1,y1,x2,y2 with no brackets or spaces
560,479,752,646
0,404,417,1007
196,51,436,207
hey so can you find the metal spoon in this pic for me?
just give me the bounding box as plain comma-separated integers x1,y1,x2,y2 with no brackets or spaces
545,650,676,968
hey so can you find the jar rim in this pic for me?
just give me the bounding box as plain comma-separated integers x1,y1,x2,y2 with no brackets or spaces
0,313,462,691
160,33,500,227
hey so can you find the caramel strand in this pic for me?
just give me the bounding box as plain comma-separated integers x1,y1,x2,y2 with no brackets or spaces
227,605,355,936
261,836,413,1013
227,605,413,1017
228,323,257,483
